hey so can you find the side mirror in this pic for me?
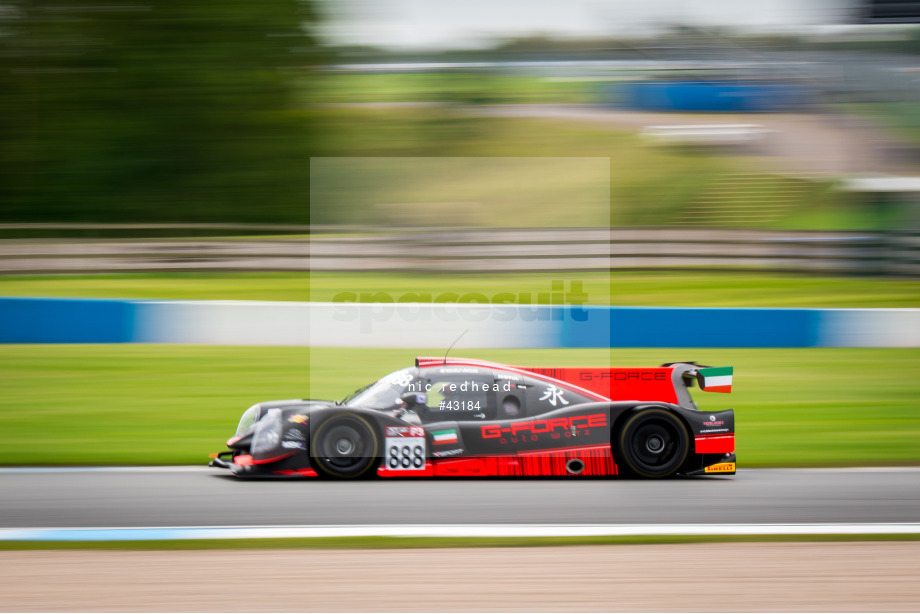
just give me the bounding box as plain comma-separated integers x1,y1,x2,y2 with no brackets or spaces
399,392,428,409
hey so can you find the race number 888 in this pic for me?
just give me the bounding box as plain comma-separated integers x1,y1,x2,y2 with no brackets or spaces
384,437,426,471
389,444,423,469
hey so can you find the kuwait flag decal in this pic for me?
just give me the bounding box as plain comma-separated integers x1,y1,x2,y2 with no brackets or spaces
432,429,458,445
696,366,733,393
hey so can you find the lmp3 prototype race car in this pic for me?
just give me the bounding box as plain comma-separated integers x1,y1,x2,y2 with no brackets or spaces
210,357,735,479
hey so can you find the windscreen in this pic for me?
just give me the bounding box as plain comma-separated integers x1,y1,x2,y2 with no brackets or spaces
344,367,420,410
235,404,260,436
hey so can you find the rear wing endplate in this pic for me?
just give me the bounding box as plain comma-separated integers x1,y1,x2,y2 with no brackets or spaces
663,362,734,394
695,366,733,393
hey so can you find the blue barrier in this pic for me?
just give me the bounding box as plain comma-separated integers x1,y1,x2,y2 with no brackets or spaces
0,297,916,348
619,81,809,113
561,306,822,348
0,297,136,343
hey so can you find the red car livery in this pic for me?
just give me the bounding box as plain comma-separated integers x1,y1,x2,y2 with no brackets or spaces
210,357,736,479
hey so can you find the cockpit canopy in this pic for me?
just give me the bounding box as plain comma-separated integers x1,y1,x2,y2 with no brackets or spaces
343,364,594,421
343,367,421,410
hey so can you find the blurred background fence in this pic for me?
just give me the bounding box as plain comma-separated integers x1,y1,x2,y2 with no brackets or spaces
1,225,918,275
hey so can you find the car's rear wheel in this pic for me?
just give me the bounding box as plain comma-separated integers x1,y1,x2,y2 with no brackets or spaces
618,408,689,478
310,413,380,479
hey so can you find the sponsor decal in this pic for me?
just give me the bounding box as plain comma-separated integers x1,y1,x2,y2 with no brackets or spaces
699,428,731,434
538,385,569,407
276,426,307,450
432,448,464,458
385,426,425,437
704,462,736,473
288,414,309,424
481,414,607,440
698,366,733,393
579,371,667,381
437,367,480,375
432,429,459,445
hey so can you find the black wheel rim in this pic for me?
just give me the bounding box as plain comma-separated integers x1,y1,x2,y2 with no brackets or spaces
314,417,376,476
623,412,688,477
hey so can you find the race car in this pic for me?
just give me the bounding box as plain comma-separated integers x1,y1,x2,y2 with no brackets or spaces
209,357,735,479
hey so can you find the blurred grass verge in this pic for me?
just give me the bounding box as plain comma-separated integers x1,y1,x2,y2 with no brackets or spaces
310,108,851,229
308,73,595,105
1,272,918,307
2,533,919,551
1,346,918,467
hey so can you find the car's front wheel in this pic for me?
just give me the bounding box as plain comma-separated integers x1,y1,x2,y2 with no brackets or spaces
618,408,689,478
310,413,380,479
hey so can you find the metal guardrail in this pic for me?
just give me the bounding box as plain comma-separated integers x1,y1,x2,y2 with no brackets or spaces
0,227,916,275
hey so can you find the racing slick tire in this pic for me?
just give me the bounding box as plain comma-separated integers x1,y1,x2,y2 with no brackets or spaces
310,413,380,479
617,408,690,478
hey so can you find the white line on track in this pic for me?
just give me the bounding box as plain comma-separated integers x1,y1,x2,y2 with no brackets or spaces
0,466,213,473
2,523,920,542
1,466,919,474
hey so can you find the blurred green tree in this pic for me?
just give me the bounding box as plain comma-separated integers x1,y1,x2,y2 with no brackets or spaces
0,1,316,223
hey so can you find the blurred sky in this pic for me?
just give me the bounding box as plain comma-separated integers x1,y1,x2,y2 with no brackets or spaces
319,0,857,49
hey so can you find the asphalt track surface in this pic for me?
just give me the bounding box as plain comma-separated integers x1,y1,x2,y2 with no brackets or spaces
1,467,919,529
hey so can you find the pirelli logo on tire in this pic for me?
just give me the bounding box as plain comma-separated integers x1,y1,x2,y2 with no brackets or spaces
704,462,736,474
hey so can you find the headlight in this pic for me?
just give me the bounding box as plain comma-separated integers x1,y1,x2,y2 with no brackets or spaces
251,409,283,455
